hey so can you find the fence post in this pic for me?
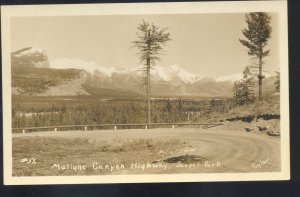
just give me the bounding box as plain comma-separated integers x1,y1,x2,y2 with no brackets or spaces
85,126,87,131
22,129,25,134
55,128,57,132
145,125,148,130
172,125,175,129
114,125,117,130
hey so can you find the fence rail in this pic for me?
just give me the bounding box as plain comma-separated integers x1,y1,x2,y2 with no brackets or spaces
12,123,224,133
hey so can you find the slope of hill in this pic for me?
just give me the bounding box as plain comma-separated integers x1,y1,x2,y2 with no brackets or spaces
195,95,280,135
11,47,90,96
12,67,83,95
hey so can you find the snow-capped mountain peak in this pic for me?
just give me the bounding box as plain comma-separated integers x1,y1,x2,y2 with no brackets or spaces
50,58,130,77
13,46,47,57
12,47,50,68
152,64,204,83
50,59,204,84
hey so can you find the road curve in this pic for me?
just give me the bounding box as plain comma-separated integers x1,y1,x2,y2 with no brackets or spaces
13,128,280,173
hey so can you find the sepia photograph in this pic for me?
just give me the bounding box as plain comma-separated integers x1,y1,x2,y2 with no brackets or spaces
1,1,289,184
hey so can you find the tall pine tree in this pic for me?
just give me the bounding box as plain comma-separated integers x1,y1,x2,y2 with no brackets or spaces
239,12,272,100
132,20,171,124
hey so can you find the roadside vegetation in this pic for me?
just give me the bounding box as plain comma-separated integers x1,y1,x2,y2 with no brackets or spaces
12,136,189,176
195,95,280,136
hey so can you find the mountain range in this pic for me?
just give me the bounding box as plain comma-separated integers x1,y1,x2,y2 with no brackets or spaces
11,47,278,98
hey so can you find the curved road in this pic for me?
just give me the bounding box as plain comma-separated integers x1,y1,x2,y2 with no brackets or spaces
13,128,280,173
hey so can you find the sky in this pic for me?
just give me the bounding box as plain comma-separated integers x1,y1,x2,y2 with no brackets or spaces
10,13,279,78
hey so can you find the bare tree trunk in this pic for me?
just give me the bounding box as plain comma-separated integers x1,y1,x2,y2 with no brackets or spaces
146,30,151,124
146,57,151,124
258,57,263,100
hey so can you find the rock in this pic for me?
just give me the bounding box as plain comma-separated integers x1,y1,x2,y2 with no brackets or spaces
253,127,260,132
267,130,280,136
257,126,269,132
245,127,254,132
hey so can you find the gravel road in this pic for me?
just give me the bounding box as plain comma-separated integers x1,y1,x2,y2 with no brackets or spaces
13,128,280,173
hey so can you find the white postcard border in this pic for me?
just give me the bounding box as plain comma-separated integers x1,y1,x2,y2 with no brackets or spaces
1,1,289,185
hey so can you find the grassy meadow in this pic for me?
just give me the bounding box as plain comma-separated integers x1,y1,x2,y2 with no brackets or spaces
13,135,192,176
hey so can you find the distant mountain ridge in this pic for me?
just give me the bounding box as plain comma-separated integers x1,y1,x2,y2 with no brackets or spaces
11,47,278,97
